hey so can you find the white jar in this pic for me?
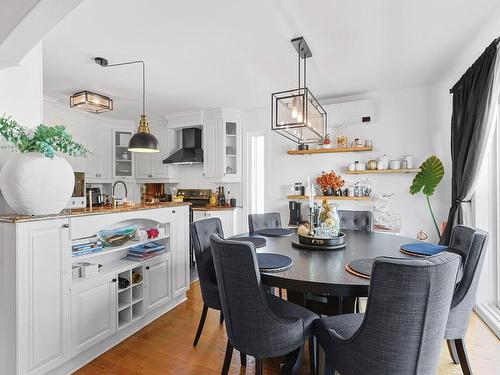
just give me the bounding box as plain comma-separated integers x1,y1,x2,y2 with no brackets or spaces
403,155,414,169
348,163,356,172
390,160,401,170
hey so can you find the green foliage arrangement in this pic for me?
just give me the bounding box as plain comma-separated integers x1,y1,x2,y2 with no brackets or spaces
410,155,445,238
0,115,90,159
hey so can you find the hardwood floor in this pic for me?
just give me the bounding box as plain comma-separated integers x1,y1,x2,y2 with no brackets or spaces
77,281,500,375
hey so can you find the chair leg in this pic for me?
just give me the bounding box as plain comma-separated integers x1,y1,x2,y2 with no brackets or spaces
193,304,208,346
219,310,224,324
255,358,263,375
446,339,460,364
280,346,304,375
455,338,473,375
240,352,247,367
308,337,317,375
221,340,234,375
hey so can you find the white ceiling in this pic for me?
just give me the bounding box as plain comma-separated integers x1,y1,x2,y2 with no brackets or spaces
43,0,500,120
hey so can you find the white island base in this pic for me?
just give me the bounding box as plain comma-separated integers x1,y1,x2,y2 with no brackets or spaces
0,204,190,375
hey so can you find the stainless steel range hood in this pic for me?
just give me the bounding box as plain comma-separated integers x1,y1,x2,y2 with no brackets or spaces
163,128,203,165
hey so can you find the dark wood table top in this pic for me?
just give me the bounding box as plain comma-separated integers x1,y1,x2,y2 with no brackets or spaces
232,230,418,297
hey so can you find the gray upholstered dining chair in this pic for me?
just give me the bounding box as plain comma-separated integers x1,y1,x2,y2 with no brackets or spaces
210,234,319,375
189,219,247,367
445,225,488,375
314,252,461,375
248,212,282,234
338,210,373,231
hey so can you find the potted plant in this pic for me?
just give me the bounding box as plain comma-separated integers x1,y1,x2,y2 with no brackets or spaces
316,171,345,196
0,115,90,215
409,155,444,239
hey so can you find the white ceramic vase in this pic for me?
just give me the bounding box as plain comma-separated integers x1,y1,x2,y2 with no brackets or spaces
0,152,74,215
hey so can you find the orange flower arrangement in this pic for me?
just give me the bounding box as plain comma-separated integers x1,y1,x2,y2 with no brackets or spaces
316,171,345,191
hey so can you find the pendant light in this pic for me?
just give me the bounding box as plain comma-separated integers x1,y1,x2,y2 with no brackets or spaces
271,37,327,144
95,57,159,153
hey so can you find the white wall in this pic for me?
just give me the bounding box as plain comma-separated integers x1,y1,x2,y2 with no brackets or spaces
0,41,43,213
242,84,451,241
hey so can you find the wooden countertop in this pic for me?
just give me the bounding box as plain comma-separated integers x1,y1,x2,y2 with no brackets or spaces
0,202,191,223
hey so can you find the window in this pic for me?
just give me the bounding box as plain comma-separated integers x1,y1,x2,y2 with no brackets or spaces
249,133,266,214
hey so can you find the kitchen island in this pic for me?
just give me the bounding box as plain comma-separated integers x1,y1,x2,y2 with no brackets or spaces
0,203,190,375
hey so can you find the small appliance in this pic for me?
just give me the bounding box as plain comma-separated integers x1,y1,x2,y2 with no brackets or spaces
86,187,104,207
67,172,86,209
292,182,305,196
289,201,303,225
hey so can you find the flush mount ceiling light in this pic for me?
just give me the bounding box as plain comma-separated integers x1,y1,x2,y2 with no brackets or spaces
69,90,113,113
271,37,327,144
95,56,159,153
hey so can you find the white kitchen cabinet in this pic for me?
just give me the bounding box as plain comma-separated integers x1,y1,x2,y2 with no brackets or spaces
85,119,112,182
171,207,190,297
16,219,71,375
70,275,117,357
192,209,238,237
144,255,171,312
202,111,242,182
135,126,179,181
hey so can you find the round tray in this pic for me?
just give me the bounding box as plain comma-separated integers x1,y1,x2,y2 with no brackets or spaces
298,232,345,247
228,236,267,248
257,253,293,273
291,239,346,251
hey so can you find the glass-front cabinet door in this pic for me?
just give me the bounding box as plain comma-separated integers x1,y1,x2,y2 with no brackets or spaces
224,122,238,177
114,130,133,179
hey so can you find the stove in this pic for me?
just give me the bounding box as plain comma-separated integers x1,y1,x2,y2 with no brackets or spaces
178,188,211,208
179,189,212,268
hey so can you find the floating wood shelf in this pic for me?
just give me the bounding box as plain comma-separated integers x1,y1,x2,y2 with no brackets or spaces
344,168,421,175
287,195,372,201
287,146,372,155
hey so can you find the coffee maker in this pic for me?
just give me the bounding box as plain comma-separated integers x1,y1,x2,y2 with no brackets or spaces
289,201,303,225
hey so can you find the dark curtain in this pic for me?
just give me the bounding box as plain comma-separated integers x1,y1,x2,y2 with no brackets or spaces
441,38,499,245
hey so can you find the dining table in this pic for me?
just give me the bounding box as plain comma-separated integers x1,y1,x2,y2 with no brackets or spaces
231,229,422,314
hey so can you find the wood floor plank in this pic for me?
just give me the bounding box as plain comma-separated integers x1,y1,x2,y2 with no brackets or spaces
76,281,499,375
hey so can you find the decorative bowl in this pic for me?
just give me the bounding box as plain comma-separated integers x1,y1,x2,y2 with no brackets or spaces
98,224,138,247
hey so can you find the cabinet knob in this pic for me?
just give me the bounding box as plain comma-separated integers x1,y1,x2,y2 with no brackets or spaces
145,266,150,270
112,278,117,283
62,223,69,228
172,210,176,214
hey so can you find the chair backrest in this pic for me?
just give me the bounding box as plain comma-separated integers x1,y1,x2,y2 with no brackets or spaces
210,234,304,358
338,210,373,231
445,225,488,338
190,218,224,306
353,253,460,375
248,212,282,234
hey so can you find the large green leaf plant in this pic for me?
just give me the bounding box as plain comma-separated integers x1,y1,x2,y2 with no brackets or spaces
410,155,445,238
0,115,90,159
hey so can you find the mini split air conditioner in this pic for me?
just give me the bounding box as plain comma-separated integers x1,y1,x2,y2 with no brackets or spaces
324,99,375,128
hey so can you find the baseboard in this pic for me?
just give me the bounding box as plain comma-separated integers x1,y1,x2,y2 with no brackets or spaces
474,303,500,339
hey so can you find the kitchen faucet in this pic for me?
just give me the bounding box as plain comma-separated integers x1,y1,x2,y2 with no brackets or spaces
112,180,128,207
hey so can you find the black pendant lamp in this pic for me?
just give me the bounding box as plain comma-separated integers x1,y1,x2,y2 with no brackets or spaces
95,57,159,153
271,37,327,144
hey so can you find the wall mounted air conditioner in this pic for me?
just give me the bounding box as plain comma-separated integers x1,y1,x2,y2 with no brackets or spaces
324,99,374,127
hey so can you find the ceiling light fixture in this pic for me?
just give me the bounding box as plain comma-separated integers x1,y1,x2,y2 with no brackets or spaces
95,56,159,153
69,90,113,113
271,37,327,144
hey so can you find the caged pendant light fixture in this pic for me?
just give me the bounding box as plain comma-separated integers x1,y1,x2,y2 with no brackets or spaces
271,37,327,144
95,57,159,153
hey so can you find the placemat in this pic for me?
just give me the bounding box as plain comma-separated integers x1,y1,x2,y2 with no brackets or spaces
400,243,447,257
257,228,294,237
228,236,267,248
345,258,375,279
257,253,293,273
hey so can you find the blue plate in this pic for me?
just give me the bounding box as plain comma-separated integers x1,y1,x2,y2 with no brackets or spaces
400,243,447,257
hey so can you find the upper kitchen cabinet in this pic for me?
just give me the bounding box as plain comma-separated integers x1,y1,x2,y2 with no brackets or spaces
135,125,179,182
85,118,113,183
202,110,242,182
113,129,134,180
